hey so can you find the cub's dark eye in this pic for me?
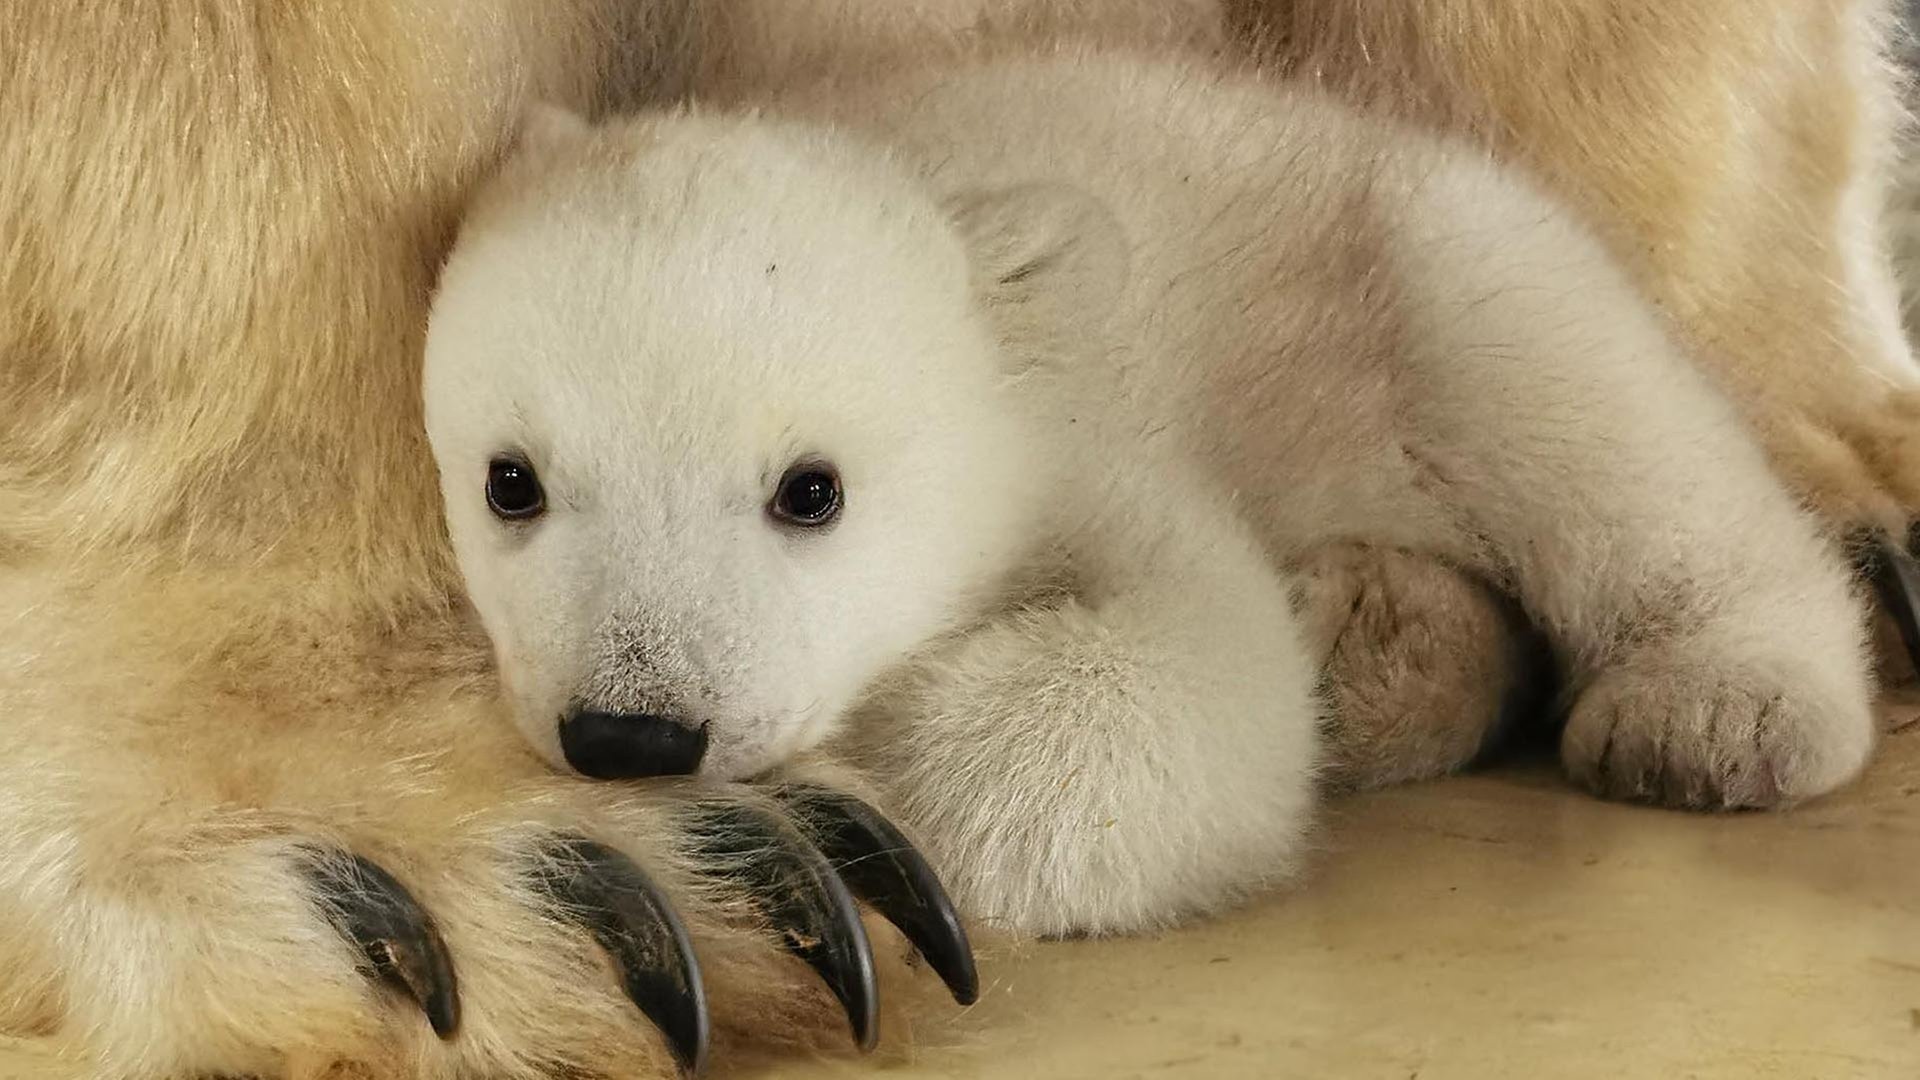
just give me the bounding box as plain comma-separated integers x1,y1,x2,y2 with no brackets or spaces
771,463,842,527
486,457,545,521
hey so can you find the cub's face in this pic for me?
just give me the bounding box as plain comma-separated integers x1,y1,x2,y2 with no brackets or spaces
422,110,1055,781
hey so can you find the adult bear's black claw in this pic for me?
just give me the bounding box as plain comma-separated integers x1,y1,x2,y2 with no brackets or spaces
305,851,462,1039
774,785,979,1006
690,800,879,1051
1862,530,1920,672
531,837,710,1076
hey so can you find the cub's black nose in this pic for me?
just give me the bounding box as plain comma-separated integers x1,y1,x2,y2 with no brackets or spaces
559,710,709,778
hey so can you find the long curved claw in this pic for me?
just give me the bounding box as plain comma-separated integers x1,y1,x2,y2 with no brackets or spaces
689,801,879,1051
305,851,461,1039
1862,530,1920,672
773,786,978,1007
531,837,710,1077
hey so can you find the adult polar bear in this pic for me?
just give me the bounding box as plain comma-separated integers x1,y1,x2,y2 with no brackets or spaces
0,2,1912,1079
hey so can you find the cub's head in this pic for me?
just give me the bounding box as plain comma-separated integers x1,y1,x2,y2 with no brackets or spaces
423,104,1123,781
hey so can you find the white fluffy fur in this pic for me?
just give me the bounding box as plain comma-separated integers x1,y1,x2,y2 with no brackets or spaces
1,1,1907,1074
427,48,1879,938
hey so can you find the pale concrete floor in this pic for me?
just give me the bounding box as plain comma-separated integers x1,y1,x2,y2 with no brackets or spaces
5,710,1915,1080
750,705,1920,1080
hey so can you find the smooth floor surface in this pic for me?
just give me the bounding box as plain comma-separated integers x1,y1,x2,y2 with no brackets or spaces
5,709,1915,1080
753,705,1920,1080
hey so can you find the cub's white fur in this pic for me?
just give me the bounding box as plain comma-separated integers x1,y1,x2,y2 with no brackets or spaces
426,47,1877,936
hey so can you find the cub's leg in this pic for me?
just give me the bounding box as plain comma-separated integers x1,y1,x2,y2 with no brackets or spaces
0,569,970,1079
1386,158,1877,809
840,476,1321,938
1293,544,1550,792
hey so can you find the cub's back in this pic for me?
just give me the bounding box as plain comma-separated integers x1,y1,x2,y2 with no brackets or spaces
785,49,1490,546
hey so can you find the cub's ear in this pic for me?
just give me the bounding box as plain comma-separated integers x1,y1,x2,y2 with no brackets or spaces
513,100,592,159
947,182,1128,365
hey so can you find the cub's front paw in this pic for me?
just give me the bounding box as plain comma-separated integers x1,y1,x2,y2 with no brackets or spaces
301,785,974,1076
1560,659,1874,809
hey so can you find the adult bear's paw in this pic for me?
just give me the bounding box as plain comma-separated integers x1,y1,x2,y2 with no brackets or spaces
294,784,974,1077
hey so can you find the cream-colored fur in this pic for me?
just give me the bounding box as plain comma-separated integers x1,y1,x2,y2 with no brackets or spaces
0,1,1909,1076
1229,0,1920,540
429,48,1876,939
0,7,1116,1078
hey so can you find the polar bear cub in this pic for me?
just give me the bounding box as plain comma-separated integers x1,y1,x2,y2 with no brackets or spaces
424,46,1875,935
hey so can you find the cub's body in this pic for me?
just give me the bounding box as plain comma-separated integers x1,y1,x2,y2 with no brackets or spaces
427,50,1873,937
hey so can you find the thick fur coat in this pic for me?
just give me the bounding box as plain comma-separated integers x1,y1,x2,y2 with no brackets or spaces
0,2,1912,1078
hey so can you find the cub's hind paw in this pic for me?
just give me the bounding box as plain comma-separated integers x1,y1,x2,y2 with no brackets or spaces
299,786,973,1076
1294,544,1551,791
1560,660,1873,810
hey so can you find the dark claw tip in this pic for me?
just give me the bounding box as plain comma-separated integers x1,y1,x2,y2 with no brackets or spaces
690,801,879,1051
304,851,461,1039
1861,530,1920,673
532,837,710,1076
775,786,979,1007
